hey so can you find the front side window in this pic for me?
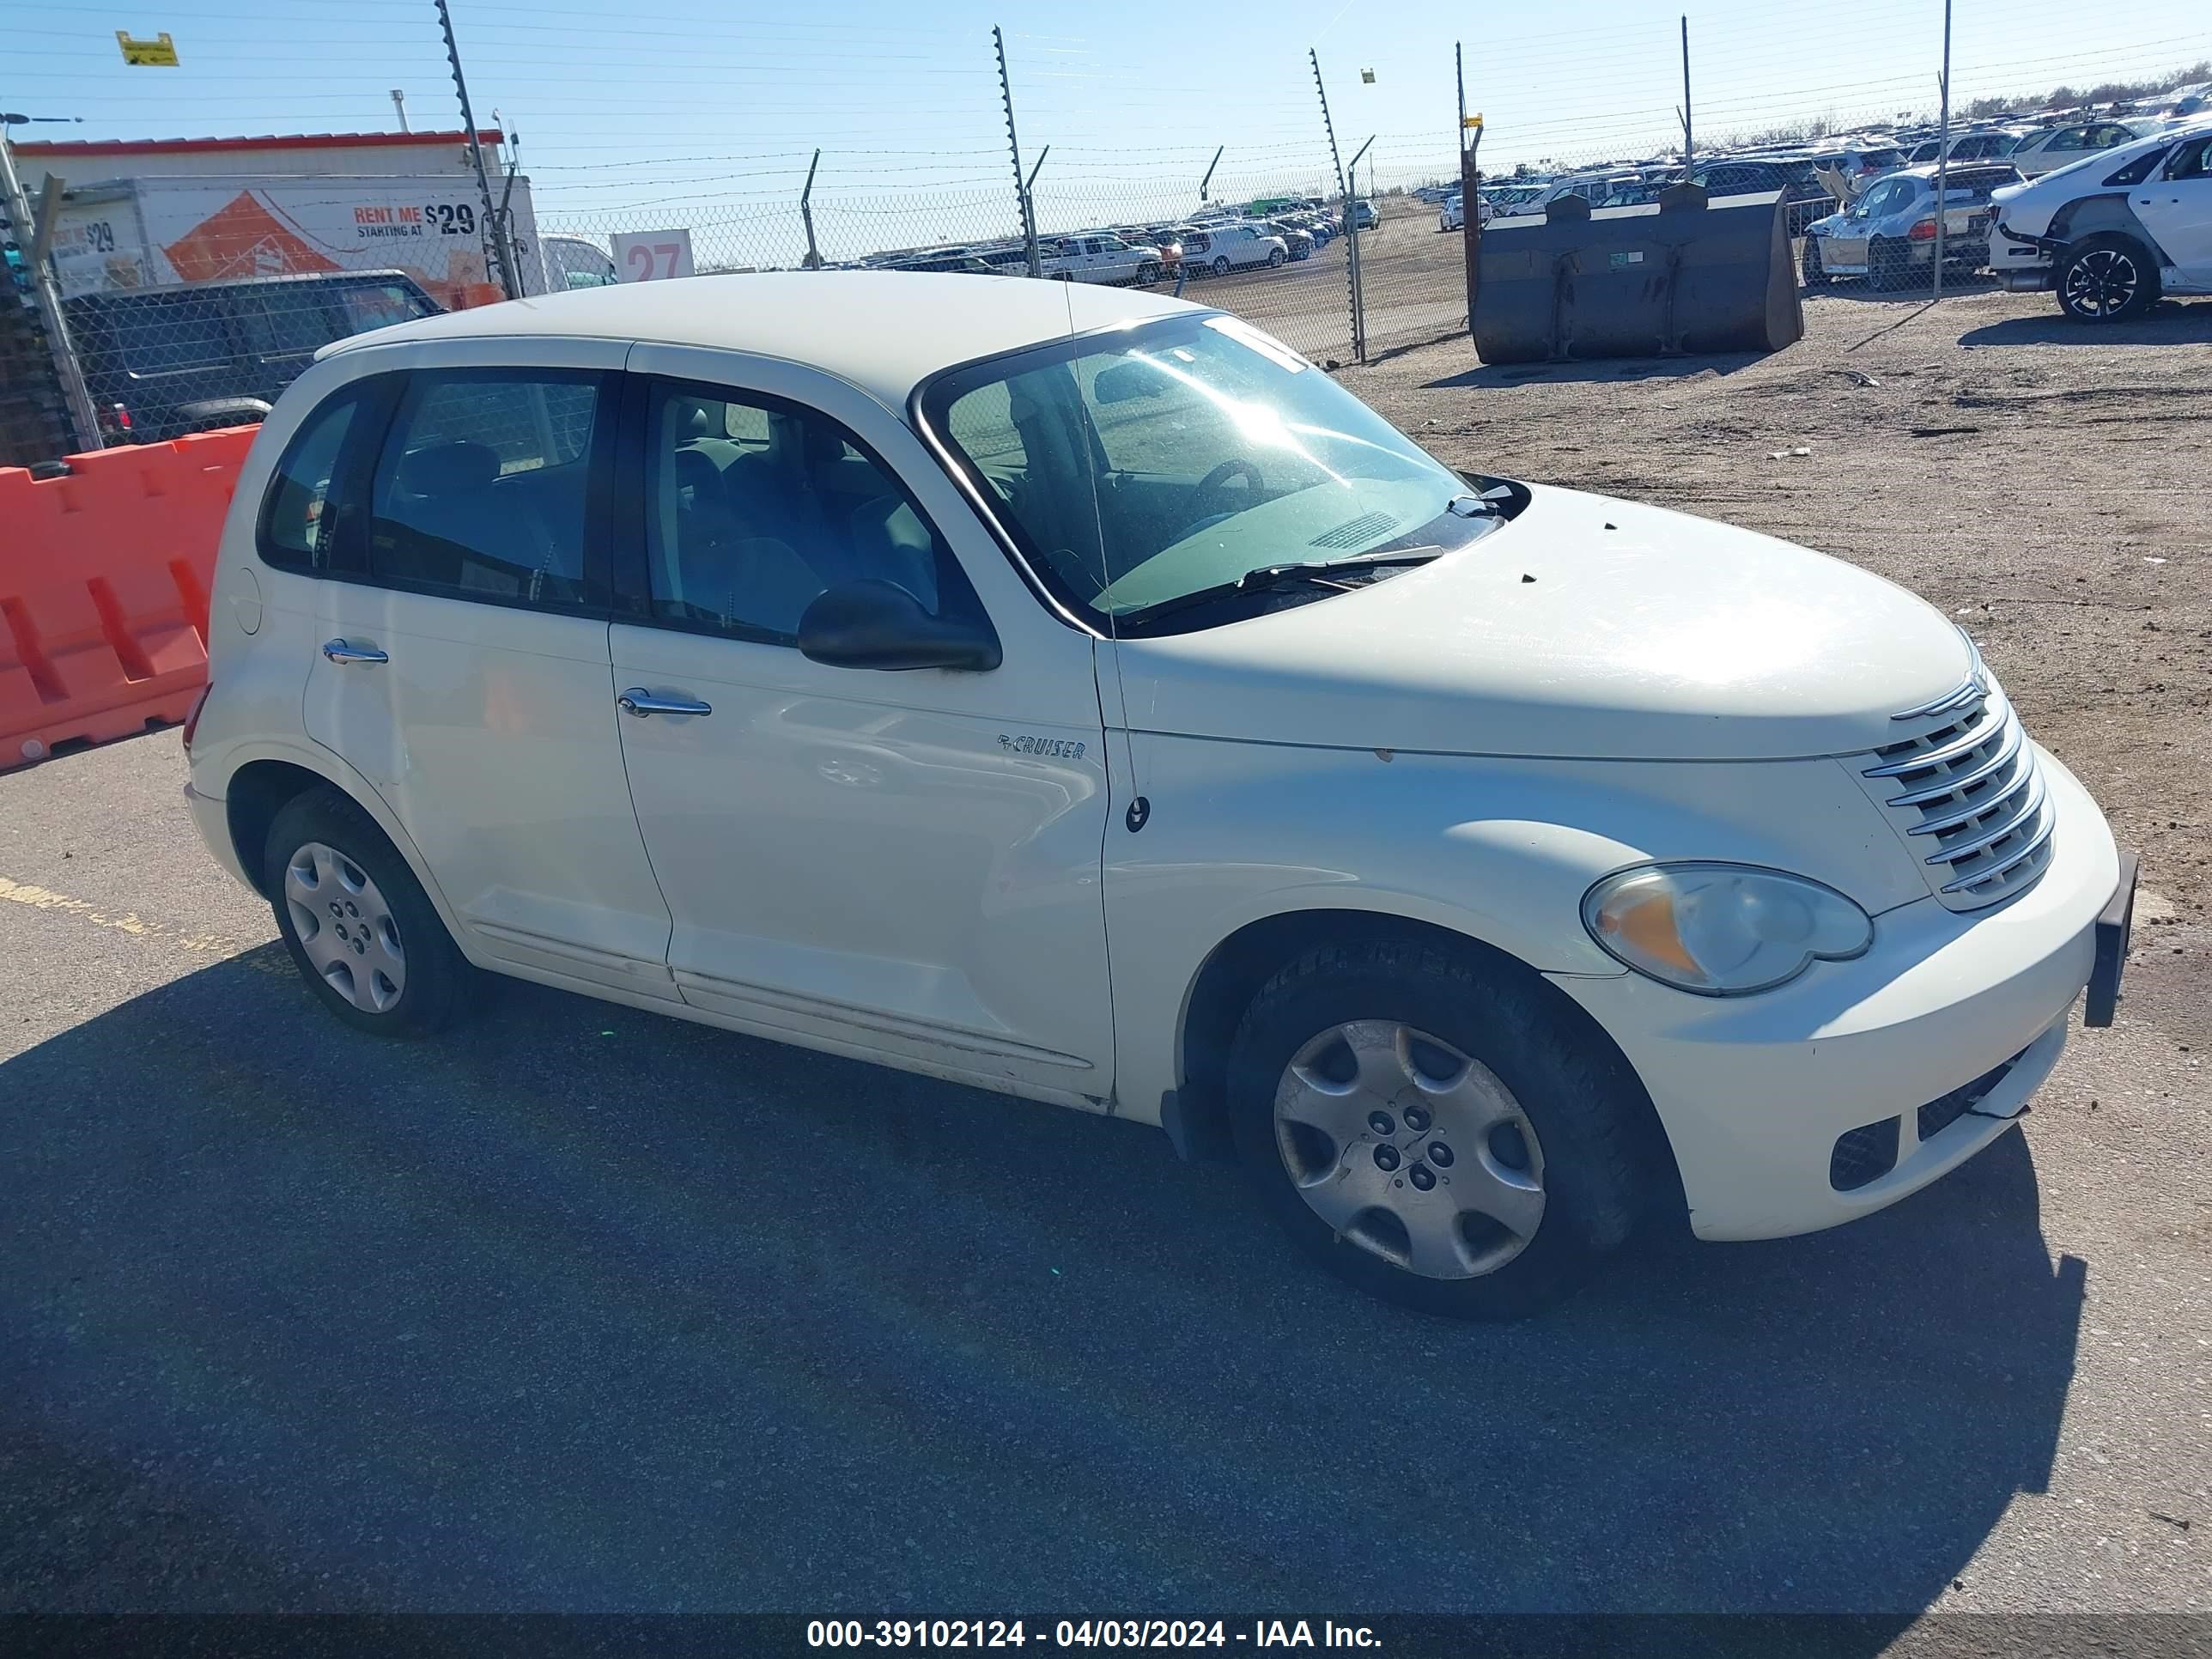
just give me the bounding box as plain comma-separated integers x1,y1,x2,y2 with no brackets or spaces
641,381,966,643
922,312,1506,635
364,371,605,608
2166,137,2212,181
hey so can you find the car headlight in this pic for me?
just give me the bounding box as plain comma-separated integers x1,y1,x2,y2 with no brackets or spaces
1581,862,1873,996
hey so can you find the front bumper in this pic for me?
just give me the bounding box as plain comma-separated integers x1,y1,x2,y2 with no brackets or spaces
1549,750,2124,1242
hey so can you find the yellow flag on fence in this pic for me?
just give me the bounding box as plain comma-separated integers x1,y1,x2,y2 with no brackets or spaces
115,30,179,65
1464,112,1485,130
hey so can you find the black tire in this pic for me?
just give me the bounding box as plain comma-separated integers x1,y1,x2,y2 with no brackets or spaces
1226,939,1656,1320
2057,234,2160,323
1137,261,1161,287
1802,234,1832,288
263,786,470,1038
1212,255,1231,276
1267,247,1286,268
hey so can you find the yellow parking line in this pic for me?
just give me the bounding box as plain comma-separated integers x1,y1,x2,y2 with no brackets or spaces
0,873,250,957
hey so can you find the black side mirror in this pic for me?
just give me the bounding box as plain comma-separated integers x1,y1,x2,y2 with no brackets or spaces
1091,362,1155,404
797,580,1001,672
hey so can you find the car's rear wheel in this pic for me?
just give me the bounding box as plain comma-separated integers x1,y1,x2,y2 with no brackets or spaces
264,787,469,1038
2057,234,2159,322
1226,939,1654,1319
1212,255,1231,276
1868,235,1909,290
1802,234,1832,288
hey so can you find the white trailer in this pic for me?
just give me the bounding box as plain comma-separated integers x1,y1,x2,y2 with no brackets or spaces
49,173,549,309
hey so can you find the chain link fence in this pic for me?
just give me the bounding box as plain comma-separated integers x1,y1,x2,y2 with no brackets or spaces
5,12,2209,467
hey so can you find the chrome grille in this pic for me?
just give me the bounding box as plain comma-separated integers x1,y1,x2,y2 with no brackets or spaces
1856,651,2054,913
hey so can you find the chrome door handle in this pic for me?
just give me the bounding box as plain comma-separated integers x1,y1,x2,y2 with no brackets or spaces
322,639,388,665
617,689,713,718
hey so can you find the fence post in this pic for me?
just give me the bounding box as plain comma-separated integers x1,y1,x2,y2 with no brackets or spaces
800,148,822,269
1932,0,1953,301
434,0,521,300
994,26,1042,278
1347,135,1375,365
1680,16,1693,169
1457,51,1483,341
1310,48,1360,365
1199,144,1224,209
0,125,100,451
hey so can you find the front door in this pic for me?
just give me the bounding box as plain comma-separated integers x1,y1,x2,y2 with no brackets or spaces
302,343,678,999
605,347,1116,1103
2135,133,2212,281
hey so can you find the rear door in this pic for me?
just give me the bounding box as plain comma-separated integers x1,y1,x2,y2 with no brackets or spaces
302,340,679,999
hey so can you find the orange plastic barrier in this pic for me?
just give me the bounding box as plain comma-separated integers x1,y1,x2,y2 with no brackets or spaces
0,428,258,771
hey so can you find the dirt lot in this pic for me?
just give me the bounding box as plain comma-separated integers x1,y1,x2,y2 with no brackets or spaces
3,278,2208,1624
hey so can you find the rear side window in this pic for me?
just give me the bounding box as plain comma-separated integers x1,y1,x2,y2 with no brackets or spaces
337,283,433,335
238,289,339,359
118,296,231,374
2104,144,2173,186
258,386,376,573
363,372,606,610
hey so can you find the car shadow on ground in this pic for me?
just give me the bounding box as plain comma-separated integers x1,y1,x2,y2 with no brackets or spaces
1958,301,2212,347
2,948,2084,1624
1802,272,2002,305
1424,354,1765,390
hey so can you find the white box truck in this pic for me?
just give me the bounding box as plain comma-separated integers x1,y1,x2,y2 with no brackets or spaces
49,173,550,309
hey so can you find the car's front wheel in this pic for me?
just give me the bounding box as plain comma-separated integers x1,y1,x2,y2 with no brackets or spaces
1137,261,1162,287
264,787,470,1038
2057,234,2159,322
1226,940,1655,1319
1267,247,1286,268
1802,234,1832,288
1212,255,1231,276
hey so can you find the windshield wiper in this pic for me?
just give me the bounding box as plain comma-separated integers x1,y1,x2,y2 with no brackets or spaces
1115,548,1442,628
1232,547,1444,591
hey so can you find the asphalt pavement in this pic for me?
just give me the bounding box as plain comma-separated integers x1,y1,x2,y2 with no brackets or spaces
3,732,2206,1626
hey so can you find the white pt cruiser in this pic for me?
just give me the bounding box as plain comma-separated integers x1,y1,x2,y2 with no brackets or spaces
184,275,2136,1317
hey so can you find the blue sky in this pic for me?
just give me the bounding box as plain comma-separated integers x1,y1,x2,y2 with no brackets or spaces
6,0,2208,259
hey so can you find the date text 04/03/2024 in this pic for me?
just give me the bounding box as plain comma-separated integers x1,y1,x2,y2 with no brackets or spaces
805,1620,1381,1649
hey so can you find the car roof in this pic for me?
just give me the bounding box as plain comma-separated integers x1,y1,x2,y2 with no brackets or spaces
324,270,1196,409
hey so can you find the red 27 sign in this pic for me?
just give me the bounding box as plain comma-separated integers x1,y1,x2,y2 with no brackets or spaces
612,229,696,282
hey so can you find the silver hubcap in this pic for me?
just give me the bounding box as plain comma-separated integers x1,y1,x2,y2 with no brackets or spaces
1273,1021,1546,1279
284,841,405,1013
2065,248,2136,317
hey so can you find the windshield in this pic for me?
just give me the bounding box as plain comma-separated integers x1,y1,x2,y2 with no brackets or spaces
919,312,1498,633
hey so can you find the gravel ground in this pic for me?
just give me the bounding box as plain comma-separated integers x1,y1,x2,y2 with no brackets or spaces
2,283,2208,1630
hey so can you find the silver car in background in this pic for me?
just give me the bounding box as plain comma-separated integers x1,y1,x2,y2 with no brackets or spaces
1802,163,2022,289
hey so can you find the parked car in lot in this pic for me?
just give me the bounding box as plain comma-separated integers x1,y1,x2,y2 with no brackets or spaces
1348,199,1378,229
1902,128,2021,166
1040,232,1165,286
63,270,440,444
1802,163,2021,288
1685,155,1834,232
2002,119,2154,178
1181,222,1288,274
1259,220,1316,260
1989,119,2212,319
185,272,2132,1319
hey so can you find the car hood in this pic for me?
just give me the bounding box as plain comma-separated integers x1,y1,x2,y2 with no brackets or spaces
1109,483,1972,763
